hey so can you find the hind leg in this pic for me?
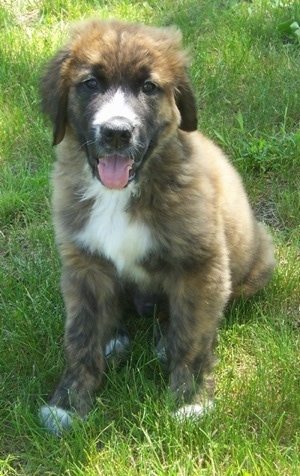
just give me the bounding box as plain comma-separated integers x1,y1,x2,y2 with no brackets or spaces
231,222,275,299
164,253,231,419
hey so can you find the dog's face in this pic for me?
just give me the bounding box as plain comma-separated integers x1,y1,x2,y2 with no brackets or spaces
40,20,198,189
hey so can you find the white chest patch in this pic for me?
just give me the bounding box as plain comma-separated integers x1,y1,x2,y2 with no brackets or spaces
75,183,154,283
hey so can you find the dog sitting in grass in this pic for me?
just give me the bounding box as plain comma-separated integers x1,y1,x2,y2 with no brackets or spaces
39,19,275,435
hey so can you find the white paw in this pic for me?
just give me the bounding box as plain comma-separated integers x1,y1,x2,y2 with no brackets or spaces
155,345,168,364
173,401,214,422
154,336,168,364
39,405,74,436
104,332,130,359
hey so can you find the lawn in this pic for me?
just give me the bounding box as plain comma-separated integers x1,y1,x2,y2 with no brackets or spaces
0,0,299,474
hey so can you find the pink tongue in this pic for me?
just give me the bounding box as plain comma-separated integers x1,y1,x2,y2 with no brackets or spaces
98,155,133,189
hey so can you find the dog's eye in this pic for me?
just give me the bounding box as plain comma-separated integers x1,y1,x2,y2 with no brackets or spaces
142,80,158,94
84,78,99,90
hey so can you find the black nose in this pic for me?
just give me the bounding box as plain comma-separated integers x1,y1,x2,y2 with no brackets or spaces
101,117,133,150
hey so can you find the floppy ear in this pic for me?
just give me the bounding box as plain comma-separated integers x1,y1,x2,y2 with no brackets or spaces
40,48,69,145
175,77,198,132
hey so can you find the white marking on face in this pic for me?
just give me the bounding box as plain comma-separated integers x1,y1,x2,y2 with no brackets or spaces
93,89,138,126
75,185,154,284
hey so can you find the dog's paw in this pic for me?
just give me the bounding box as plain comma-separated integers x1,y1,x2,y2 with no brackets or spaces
172,401,214,422
155,343,168,365
104,328,130,361
39,405,74,436
154,335,168,365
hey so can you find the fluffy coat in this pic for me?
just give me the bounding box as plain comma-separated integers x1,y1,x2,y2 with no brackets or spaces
39,20,275,434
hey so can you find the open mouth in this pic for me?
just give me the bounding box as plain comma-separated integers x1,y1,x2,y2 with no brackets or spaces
97,155,135,189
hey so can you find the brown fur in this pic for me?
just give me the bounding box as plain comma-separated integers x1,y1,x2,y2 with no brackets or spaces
40,20,275,428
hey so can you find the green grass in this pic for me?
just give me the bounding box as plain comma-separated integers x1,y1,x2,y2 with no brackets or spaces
1,0,299,474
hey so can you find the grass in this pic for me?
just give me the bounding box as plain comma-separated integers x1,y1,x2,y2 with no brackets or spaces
0,0,299,474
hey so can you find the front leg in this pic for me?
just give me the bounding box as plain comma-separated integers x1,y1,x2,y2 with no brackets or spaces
166,257,231,417
39,246,125,435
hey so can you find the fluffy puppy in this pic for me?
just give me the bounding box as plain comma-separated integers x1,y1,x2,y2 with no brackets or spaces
39,19,275,434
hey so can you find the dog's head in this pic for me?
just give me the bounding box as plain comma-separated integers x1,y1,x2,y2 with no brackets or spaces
40,20,198,189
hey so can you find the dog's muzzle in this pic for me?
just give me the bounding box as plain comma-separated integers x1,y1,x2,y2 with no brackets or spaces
85,114,155,189
93,118,135,189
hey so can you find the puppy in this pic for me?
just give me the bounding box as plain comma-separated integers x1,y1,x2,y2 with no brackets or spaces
39,19,275,434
